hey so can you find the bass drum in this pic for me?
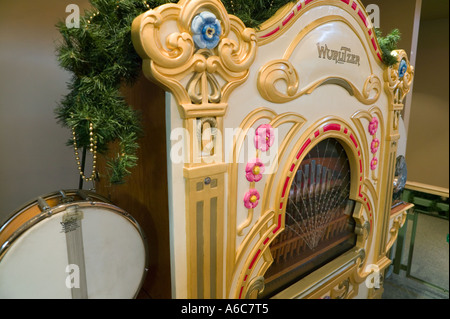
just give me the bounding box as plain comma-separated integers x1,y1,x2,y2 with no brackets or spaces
0,190,148,299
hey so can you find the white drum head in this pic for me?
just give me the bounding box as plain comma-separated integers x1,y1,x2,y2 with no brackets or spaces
0,203,147,299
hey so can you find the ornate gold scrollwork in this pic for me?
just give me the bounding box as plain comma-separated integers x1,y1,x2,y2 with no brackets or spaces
257,59,381,105
386,211,407,252
384,50,414,107
244,276,265,299
132,0,258,118
330,279,351,299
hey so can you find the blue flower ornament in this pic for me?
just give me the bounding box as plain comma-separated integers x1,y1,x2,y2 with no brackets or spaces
398,59,408,79
191,12,222,50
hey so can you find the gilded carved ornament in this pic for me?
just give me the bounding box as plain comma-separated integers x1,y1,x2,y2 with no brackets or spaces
384,49,414,107
131,0,258,118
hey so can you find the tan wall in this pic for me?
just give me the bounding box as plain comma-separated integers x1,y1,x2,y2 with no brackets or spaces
406,17,449,188
0,0,91,219
361,0,449,189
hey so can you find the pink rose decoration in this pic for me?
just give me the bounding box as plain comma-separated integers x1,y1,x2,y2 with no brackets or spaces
371,138,380,154
254,124,275,152
245,159,265,182
244,189,260,209
368,117,379,136
370,157,378,171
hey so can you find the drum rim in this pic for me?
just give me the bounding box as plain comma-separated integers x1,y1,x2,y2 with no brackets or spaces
0,190,149,299
0,189,111,234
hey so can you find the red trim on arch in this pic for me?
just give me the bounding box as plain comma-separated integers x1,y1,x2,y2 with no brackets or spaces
283,11,295,26
371,37,378,51
261,27,280,38
249,250,261,269
297,138,311,159
358,9,368,27
323,123,341,132
273,215,282,233
282,177,290,198
350,134,358,148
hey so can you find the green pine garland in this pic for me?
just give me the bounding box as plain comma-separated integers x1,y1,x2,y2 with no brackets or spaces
56,0,177,184
56,0,400,184
375,28,402,66
222,0,295,28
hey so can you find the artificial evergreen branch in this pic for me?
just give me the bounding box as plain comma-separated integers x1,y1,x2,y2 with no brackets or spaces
375,28,402,67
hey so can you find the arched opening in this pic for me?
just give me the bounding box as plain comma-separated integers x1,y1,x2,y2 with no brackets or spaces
261,138,358,298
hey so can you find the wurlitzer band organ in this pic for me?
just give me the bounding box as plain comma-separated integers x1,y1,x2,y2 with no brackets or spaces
1,0,412,299
127,0,414,299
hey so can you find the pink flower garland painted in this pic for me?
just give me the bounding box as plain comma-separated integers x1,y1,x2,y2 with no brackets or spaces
245,158,265,182
370,138,380,154
370,157,378,171
368,117,379,171
243,124,275,210
244,189,260,209
254,124,275,152
368,117,379,136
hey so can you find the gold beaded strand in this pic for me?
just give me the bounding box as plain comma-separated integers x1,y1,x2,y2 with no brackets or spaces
72,122,98,182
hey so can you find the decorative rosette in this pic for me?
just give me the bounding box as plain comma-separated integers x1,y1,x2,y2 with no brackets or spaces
191,12,222,50
370,157,378,171
368,117,379,136
245,158,265,182
398,59,408,79
254,124,275,152
370,138,380,154
244,189,260,209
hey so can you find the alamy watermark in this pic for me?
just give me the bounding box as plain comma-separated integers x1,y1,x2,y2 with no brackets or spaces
364,264,382,289
64,4,380,29
65,4,80,29
65,264,80,289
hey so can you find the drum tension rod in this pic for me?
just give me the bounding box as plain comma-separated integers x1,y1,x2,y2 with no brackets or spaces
77,189,91,201
59,190,75,204
37,197,51,212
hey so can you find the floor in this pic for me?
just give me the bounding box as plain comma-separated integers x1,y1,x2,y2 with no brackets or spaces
382,212,449,299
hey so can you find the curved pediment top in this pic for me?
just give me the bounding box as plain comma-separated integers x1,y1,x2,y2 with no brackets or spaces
256,0,383,64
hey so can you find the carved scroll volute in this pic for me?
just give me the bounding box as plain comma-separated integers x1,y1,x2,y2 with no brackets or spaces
132,6,194,69
132,0,258,118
